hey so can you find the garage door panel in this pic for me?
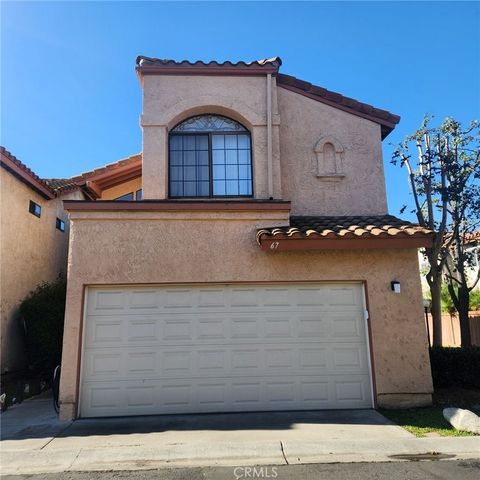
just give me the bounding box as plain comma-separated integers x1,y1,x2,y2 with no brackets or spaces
87,286,362,315
88,290,125,312
83,341,369,383
85,313,364,347
129,290,159,309
197,319,226,339
80,283,372,417
81,373,372,417
330,315,362,337
327,286,360,305
333,347,364,368
230,288,258,307
264,317,292,337
335,380,367,402
128,320,157,341
88,320,124,345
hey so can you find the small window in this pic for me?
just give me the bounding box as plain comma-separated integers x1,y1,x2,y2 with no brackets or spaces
56,218,65,232
136,189,142,201
29,201,41,218
114,192,134,201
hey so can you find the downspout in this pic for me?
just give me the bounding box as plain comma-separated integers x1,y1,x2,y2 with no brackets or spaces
267,73,273,199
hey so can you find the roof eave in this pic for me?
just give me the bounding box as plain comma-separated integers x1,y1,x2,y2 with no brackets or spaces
135,57,282,84
137,65,280,78
277,78,400,139
0,151,55,199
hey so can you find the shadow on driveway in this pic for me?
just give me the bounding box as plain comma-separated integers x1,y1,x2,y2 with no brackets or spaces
1,393,406,442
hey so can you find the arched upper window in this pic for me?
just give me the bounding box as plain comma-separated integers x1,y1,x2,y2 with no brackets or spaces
169,114,252,198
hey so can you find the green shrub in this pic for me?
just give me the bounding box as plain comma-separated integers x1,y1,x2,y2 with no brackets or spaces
440,284,456,314
19,276,67,375
430,347,480,389
470,289,480,311
438,284,480,314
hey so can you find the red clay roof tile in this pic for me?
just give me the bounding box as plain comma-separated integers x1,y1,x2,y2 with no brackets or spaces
257,215,433,244
71,153,142,183
276,73,400,139
0,146,56,198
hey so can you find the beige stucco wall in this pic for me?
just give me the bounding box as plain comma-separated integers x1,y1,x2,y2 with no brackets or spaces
100,177,142,200
277,87,388,216
0,168,83,373
59,209,432,419
140,75,282,200
139,74,388,217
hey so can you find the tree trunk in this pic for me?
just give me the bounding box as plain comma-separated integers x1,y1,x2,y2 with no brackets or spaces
430,278,443,347
458,286,471,347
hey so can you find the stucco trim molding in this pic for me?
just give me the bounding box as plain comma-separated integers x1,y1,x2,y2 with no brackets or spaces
377,393,432,408
258,236,433,251
63,200,291,212
141,97,265,130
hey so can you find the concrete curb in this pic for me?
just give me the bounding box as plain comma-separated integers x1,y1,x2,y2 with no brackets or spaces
2,437,479,475
282,437,480,464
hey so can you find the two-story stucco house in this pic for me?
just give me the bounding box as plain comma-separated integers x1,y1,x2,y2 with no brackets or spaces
59,57,434,420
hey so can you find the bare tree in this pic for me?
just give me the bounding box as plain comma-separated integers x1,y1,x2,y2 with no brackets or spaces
441,119,480,346
392,117,479,347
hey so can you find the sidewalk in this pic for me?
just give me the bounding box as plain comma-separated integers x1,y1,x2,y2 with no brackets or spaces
1,395,479,475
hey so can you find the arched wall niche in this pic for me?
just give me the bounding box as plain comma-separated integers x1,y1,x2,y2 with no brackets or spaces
314,135,345,181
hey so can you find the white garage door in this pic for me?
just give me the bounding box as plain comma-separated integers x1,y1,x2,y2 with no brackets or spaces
80,283,373,417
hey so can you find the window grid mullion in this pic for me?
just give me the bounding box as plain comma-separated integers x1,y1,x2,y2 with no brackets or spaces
169,128,252,198
195,135,198,197
236,135,240,196
208,133,213,197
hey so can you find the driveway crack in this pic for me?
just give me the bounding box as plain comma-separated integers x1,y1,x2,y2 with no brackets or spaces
40,421,74,450
280,441,289,465
39,436,56,450
66,448,82,471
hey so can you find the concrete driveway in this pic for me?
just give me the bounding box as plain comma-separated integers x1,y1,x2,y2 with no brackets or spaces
2,394,480,475
1,392,410,448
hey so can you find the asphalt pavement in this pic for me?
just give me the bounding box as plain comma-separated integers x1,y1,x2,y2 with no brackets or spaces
2,460,480,480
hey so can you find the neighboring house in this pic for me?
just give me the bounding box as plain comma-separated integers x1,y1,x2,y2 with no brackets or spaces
418,251,431,297
70,153,142,201
58,56,434,420
0,147,86,374
462,232,480,296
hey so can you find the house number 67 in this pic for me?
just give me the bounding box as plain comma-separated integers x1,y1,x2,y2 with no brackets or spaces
270,242,279,250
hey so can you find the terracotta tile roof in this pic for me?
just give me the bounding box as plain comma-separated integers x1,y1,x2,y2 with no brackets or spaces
257,215,433,243
1,146,50,188
1,146,142,198
466,231,480,243
135,55,399,138
277,73,400,139
0,146,55,199
43,178,79,193
136,56,282,71
72,153,142,183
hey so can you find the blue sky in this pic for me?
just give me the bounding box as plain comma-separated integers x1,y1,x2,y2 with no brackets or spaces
2,1,479,218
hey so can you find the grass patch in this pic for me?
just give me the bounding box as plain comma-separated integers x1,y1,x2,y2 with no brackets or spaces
380,407,477,437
